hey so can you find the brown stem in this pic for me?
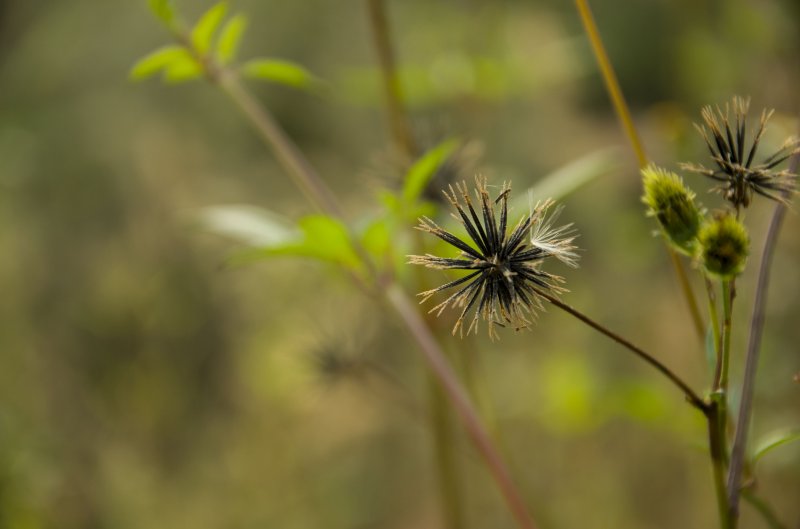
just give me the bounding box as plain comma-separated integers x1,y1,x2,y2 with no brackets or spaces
210,65,539,529
535,289,708,412
727,143,800,520
387,285,538,529
365,0,418,157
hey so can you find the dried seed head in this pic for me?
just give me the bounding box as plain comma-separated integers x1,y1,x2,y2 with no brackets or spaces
408,176,578,340
681,96,799,209
641,165,703,255
698,213,749,279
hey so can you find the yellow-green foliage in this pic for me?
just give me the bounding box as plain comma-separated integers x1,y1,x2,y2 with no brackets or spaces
698,214,749,279
641,165,702,255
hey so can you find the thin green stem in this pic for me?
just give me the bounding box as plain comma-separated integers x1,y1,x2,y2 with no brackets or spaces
573,0,705,343
365,0,418,158
705,277,722,367
708,402,734,529
533,288,707,412
719,280,734,392
741,490,789,529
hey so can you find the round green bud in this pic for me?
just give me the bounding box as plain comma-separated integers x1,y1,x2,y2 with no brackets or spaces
641,165,703,255
698,214,749,279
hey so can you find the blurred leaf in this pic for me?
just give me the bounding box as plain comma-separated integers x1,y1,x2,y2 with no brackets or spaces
216,13,248,64
242,59,319,90
147,0,176,26
361,216,392,261
192,1,229,53
401,138,459,205
509,147,619,211
129,46,190,80
200,206,360,269
199,205,299,246
752,429,800,465
163,55,203,83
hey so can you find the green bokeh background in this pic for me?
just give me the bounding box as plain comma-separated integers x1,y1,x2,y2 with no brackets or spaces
1,1,798,527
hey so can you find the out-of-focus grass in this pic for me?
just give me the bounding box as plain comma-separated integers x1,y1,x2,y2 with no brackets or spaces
0,1,798,528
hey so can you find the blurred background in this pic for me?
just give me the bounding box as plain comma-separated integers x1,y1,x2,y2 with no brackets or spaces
0,0,799,527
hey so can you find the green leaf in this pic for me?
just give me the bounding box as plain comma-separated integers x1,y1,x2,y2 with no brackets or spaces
163,55,203,83
199,206,360,270
148,0,176,26
401,138,459,205
361,216,392,260
192,1,228,53
216,13,248,64
509,147,619,212
242,59,319,90
752,429,800,465
130,45,190,80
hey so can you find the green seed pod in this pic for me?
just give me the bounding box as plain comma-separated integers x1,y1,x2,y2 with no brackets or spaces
642,165,703,255
698,214,749,279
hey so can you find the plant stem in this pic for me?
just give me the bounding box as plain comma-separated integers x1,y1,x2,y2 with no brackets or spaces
533,288,707,412
741,490,789,529
365,0,418,157
213,67,538,529
388,285,538,529
727,147,800,521
708,401,734,529
705,277,722,367
573,0,646,168
217,73,344,218
719,280,734,392
429,373,466,529
573,0,705,343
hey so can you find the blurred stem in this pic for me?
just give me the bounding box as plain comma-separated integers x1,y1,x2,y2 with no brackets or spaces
365,0,418,157
429,374,466,529
211,68,538,529
573,0,646,167
728,147,800,522
741,490,789,529
718,280,734,393
533,288,707,412
573,0,705,342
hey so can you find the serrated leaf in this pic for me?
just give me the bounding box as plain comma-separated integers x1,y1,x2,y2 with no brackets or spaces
242,59,318,90
509,147,619,212
130,45,190,80
402,138,459,205
148,0,176,25
216,13,247,64
163,55,203,83
192,2,228,53
752,429,800,465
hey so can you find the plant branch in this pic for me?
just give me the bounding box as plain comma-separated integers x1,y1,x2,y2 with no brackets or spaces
534,288,707,412
387,285,539,529
213,67,539,529
573,0,705,343
365,0,418,158
727,144,800,519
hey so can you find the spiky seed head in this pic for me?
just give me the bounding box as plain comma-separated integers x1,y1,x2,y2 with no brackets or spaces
642,165,703,255
698,213,749,279
408,176,578,340
681,96,799,209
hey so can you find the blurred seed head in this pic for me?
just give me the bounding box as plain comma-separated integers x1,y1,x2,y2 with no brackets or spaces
697,213,749,279
408,176,578,340
641,164,703,255
681,96,799,209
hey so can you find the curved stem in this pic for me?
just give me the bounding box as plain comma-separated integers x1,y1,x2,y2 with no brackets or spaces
534,288,707,412
727,146,800,520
